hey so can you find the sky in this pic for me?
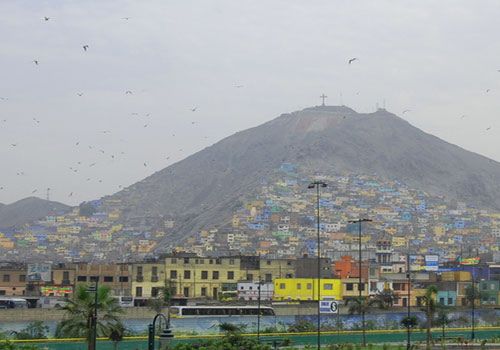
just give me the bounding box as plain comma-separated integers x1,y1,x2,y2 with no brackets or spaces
1,0,500,206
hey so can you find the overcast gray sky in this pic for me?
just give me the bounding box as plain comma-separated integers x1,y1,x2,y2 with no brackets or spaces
1,0,499,205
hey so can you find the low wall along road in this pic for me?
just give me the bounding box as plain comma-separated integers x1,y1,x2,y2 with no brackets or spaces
5,327,500,350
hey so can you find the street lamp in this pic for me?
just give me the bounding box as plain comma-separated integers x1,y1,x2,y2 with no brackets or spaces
87,278,99,350
406,242,412,350
348,218,372,347
308,181,327,350
148,313,174,350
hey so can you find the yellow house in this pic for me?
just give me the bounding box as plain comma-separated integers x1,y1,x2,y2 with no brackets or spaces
164,255,241,299
273,278,342,301
340,277,370,299
131,262,166,300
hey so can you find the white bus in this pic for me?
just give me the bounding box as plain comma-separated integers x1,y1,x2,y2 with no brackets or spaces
0,297,28,309
170,305,275,318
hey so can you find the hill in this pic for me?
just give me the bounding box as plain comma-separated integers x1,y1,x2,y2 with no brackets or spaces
106,105,500,240
0,197,71,228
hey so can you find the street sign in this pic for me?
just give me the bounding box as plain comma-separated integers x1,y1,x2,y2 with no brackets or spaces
319,300,339,314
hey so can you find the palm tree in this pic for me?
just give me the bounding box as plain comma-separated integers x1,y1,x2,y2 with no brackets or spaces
420,285,438,349
348,296,384,346
435,306,453,340
56,284,124,350
108,322,125,350
374,288,396,308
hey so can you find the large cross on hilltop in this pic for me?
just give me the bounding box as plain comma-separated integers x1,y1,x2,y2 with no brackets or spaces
320,94,327,106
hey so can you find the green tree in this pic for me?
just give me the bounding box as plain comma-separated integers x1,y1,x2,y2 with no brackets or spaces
374,288,396,308
108,322,126,350
148,279,174,314
401,315,418,330
464,284,485,306
420,285,438,349
348,296,384,346
434,307,453,340
13,321,49,339
55,284,124,350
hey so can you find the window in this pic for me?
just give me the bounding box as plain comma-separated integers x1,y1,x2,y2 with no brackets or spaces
171,258,177,264
297,283,302,290
77,276,87,282
359,283,365,291
247,273,253,281
184,258,190,264
104,276,113,283
346,283,353,291
287,261,292,266
229,259,235,265
209,259,213,264
440,297,445,305
63,271,69,280
183,287,189,297
265,273,272,282
212,271,219,280
170,270,177,279
152,287,160,297
307,283,312,290
137,266,143,275
152,266,158,276
2,275,10,282
324,283,333,290
136,287,142,297
279,283,286,289
184,270,191,279
19,275,26,282
448,298,453,305
227,271,234,280
201,271,208,280
119,276,128,283
90,276,99,282
201,287,207,296
267,260,272,265
215,259,222,265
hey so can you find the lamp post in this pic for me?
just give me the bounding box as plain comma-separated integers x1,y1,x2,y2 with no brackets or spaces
348,218,372,347
257,278,262,342
87,278,99,350
406,243,412,350
308,181,327,350
471,266,476,341
148,313,173,350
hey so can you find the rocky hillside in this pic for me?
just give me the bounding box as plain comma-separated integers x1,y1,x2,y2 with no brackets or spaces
0,197,71,228
106,105,500,240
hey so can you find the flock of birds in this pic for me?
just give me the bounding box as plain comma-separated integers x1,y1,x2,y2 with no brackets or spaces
0,16,249,201
0,17,498,201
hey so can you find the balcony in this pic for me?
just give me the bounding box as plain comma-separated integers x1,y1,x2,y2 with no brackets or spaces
136,275,144,282
151,275,159,282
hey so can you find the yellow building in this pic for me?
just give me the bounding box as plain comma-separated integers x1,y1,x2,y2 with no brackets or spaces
273,278,342,301
341,277,370,299
131,262,165,301
164,255,241,299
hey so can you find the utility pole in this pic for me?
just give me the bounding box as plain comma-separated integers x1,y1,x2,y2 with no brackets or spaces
348,218,372,347
406,241,411,350
308,181,327,350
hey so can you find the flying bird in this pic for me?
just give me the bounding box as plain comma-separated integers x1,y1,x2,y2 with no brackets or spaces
0,97,8,101
402,110,410,114
33,60,39,65
32,189,37,194
75,142,80,146
143,124,148,128
191,107,197,112
460,115,466,120
33,117,40,124
486,126,492,131
89,163,96,167
143,162,147,167
486,89,491,93
68,192,73,197
121,17,131,20
11,143,17,147
234,84,244,88
348,58,358,64
125,90,133,95
43,17,50,21
83,45,89,51
77,92,83,97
